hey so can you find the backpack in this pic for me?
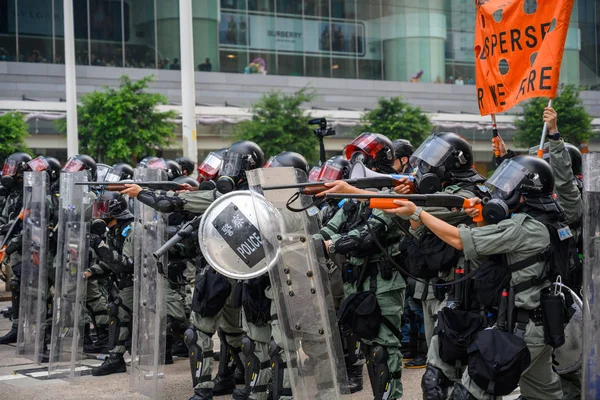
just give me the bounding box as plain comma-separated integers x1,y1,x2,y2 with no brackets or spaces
467,329,531,396
436,308,484,369
338,291,403,342
473,255,511,307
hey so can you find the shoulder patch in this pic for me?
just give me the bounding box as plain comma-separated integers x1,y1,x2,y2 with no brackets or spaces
445,185,461,194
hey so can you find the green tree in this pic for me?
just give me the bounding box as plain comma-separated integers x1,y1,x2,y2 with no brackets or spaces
57,75,177,164
358,97,432,145
234,88,318,162
0,112,31,161
514,85,594,148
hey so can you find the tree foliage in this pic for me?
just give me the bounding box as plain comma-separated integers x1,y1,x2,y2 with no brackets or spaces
234,88,318,163
514,85,594,148
358,97,432,145
0,112,31,161
57,75,176,164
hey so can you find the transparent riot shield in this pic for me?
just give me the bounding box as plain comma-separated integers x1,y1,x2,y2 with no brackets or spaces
130,167,168,398
583,153,600,399
247,167,348,399
16,172,49,363
49,171,91,380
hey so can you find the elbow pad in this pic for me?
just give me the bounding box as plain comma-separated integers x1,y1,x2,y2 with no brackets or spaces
137,189,186,213
334,235,362,255
5,235,22,256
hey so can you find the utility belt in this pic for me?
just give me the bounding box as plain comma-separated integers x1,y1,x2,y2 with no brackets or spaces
116,274,134,290
342,256,398,285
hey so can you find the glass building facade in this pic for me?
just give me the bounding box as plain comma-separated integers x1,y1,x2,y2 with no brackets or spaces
0,0,598,87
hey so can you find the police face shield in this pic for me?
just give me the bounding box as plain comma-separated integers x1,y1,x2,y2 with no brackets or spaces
27,156,50,173
217,152,244,193
318,161,345,181
482,159,531,223
197,152,223,182
1,159,19,188
410,135,454,168
308,166,321,182
95,165,113,182
147,157,168,170
343,132,386,160
62,158,85,173
92,200,111,219
104,171,122,182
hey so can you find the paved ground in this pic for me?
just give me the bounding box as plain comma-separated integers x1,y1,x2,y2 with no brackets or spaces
0,300,519,399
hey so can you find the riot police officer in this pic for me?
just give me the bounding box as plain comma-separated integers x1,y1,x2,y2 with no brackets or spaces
387,155,564,399
318,132,407,400
0,152,32,344
176,156,196,177
121,140,265,400
89,191,135,376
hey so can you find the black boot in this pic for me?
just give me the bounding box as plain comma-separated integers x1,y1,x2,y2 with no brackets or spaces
450,382,477,400
404,355,426,369
165,336,174,365
83,324,95,353
92,325,110,353
92,354,127,376
0,326,18,345
212,374,236,396
172,339,189,357
188,388,213,400
346,365,364,394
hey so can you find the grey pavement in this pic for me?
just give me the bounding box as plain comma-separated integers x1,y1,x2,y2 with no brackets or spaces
0,300,520,399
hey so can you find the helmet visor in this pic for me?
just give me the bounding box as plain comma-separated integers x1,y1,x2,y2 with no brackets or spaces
485,159,530,199
92,200,110,219
308,166,322,182
27,156,49,172
318,162,345,181
220,152,244,177
148,158,167,170
410,136,453,168
96,165,113,182
2,159,18,176
62,158,85,173
344,133,386,160
264,155,284,169
104,171,122,182
198,152,223,181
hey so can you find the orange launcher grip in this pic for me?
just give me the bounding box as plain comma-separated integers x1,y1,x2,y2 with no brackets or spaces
537,148,544,159
462,199,483,223
492,136,501,157
368,198,405,209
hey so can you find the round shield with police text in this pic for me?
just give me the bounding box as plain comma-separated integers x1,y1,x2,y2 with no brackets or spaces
199,191,280,279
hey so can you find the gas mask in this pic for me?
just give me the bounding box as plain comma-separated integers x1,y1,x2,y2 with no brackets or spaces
482,190,521,224
217,152,247,194
414,161,444,194
91,218,109,236
1,159,19,190
199,180,217,191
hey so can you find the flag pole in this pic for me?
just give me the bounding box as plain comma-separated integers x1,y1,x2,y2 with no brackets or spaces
491,114,500,157
537,99,553,158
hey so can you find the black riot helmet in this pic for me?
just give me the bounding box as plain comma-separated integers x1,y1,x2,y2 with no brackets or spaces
26,155,61,182
92,191,130,220
344,132,395,174
62,154,97,180
137,156,159,168
1,152,32,189
106,163,134,182
410,132,475,194
563,143,582,177
483,155,558,223
175,156,195,176
96,163,113,182
164,159,183,181
264,151,309,174
217,141,265,193
392,139,414,159
318,155,351,181
174,175,200,189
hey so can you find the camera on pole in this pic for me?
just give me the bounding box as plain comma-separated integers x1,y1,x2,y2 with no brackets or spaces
308,118,336,164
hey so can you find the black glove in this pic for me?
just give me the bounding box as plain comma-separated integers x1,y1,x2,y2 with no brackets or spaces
89,234,103,250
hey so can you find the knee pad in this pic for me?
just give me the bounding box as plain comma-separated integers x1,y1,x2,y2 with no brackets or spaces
107,302,121,349
421,365,449,400
241,336,255,358
166,316,187,339
345,334,364,367
269,340,280,359
184,328,213,388
368,345,393,400
450,382,477,400
270,342,291,400
10,279,19,292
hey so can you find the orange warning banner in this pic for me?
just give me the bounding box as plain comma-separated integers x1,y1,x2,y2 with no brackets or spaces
474,0,574,116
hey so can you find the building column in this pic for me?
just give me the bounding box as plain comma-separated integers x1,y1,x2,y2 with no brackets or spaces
560,0,581,85
381,0,446,83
